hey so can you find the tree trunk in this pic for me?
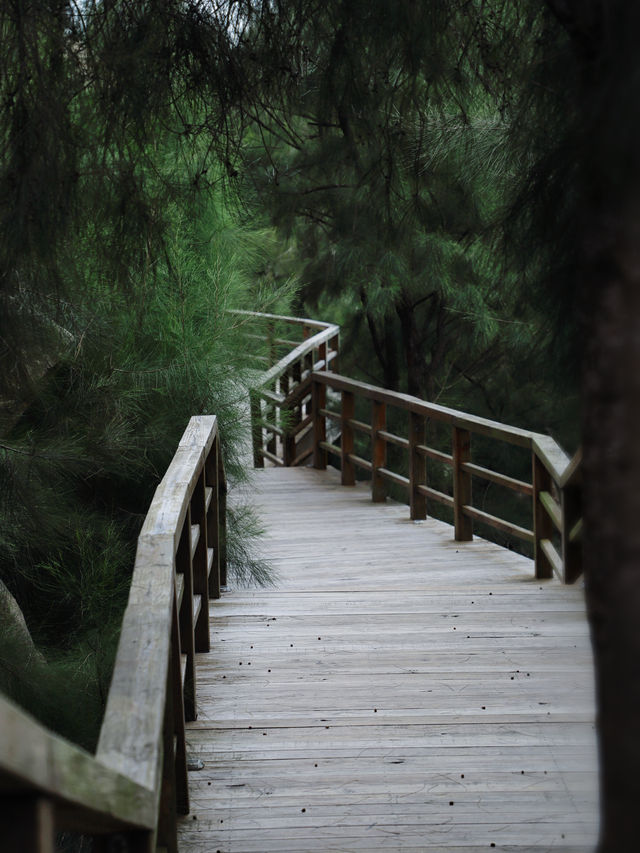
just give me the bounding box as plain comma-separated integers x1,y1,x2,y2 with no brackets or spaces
582,204,640,852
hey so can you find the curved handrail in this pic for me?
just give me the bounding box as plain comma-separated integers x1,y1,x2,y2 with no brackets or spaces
0,415,226,849
241,310,581,584
237,310,340,468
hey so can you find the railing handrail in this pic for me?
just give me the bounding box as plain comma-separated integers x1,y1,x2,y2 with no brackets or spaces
0,414,226,850
229,308,333,331
243,312,581,585
313,371,540,449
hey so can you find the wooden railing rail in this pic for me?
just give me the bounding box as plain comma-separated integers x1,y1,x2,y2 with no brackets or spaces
235,310,340,469
309,372,582,583
0,415,227,852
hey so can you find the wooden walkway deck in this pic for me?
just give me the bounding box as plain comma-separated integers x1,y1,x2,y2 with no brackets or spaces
177,466,598,852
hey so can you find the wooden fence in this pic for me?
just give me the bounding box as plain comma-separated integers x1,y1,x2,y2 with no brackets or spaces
0,415,226,852
247,315,581,584
235,310,340,468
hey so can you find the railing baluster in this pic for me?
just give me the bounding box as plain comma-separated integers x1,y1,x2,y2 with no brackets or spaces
249,390,264,468
372,400,387,502
0,797,55,853
341,390,355,486
158,642,180,853
176,516,197,721
409,412,427,520
191,468,210,653
453,426,472,540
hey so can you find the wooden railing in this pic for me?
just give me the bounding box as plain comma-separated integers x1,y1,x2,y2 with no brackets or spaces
233,310,340,468
244,312,581,584
310,373,582,583
0,415,227,852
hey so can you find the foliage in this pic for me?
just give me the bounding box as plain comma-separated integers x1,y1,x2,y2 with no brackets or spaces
0,2,288,746
241,0,555,406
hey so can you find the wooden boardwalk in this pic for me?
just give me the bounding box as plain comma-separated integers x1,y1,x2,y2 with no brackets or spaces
177,466,598,852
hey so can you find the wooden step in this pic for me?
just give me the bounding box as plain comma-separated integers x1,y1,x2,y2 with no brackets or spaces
205,486,213,512
207,547,215,578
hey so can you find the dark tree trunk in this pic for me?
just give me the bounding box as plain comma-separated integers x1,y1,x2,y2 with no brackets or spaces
556,2,640,848
582,204,640,852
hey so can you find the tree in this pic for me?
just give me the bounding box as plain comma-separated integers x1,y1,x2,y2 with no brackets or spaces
0,1,278,745
536,3,640,848
241,0,554,410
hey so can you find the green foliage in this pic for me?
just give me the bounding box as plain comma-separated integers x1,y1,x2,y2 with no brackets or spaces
0,192,283,743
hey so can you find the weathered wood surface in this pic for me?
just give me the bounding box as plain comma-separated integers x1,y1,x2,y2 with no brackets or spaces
177,466,598,852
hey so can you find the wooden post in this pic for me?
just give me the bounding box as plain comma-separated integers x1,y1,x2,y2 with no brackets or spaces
191,469,209,653
319,341,327,370
206,441,220,600
249,390,264,468
0,797,55,853
452,426,472,540
341,391,355,486
157,652,179,853
561,482,582,584
312,379,327,470
266,399,277,459
409,412,427,520
171,591,189,816
371,400,386,502
176,516,196,721
329,332,339,373
533,451,554,579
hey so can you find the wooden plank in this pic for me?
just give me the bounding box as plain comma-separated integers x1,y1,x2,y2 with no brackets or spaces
377,467,410,489
540,538,563,581
258,447,285,466
416,444,453,465
348,417,373,435
347,454,373,472
378,429,409,449
178,466,597,853
462,462,533,496
539,490,562,531
462,505,535,543
416,483,454,508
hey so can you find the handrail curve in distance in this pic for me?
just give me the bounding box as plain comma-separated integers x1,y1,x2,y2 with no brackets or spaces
0,415,227,852
242,312,581,585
